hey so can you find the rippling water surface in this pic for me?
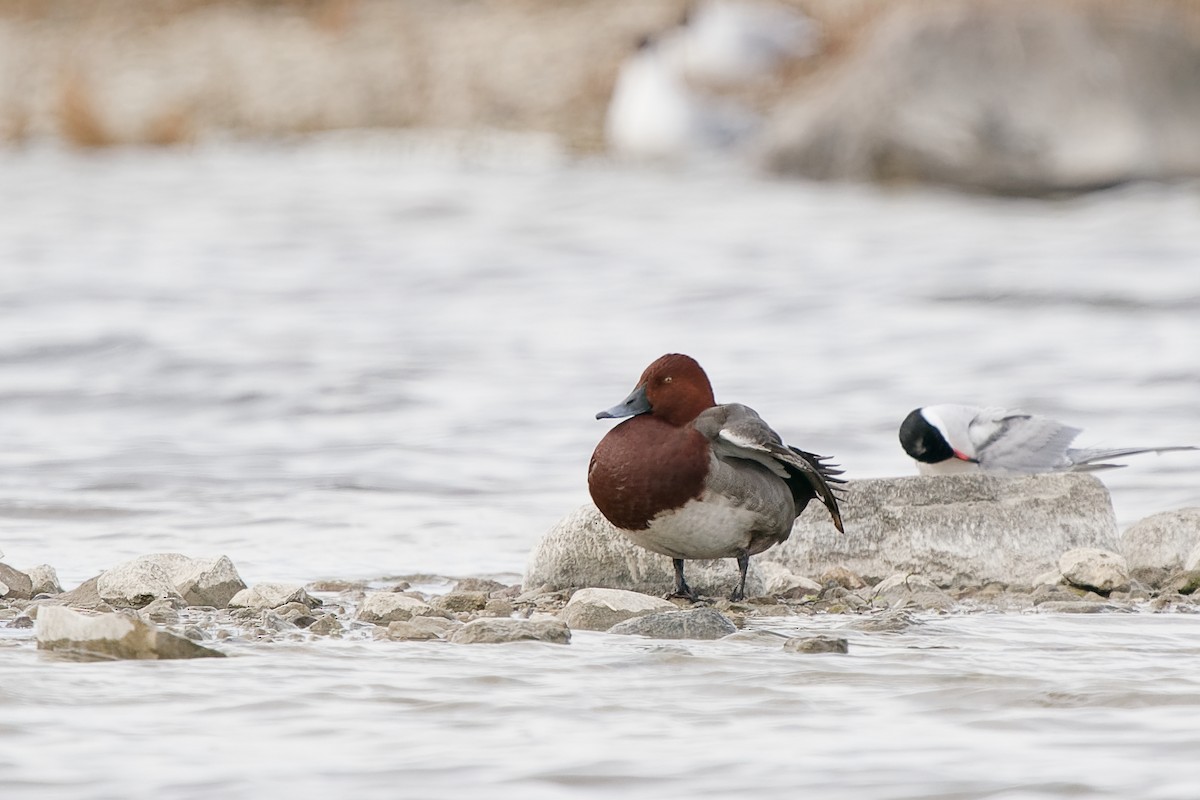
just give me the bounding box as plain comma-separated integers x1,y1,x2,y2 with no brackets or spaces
1,139,1199,798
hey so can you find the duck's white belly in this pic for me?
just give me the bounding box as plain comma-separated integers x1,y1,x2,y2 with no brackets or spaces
617,494,777,560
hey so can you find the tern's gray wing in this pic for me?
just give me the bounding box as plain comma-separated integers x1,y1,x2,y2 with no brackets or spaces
970,410,1082,473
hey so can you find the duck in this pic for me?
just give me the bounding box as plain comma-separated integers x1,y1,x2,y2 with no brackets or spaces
900,404,1197,475
588,353,844,601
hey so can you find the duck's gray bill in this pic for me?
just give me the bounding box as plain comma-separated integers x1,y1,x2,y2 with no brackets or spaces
596,384,651,420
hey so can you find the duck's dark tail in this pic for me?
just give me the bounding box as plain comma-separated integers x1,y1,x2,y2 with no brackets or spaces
784,446,846,534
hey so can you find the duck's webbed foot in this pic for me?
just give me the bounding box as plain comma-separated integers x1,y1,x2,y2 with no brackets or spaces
667,558,699,602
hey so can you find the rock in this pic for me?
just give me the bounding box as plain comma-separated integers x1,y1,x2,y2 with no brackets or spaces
783,635,849,654
1031,570,1065,588
36,605,223,661
558,588,677,632
432,591,488,613
1036,601,1119,614
97,553,247,608
385,616,461,641
1187,542,1200,573
452,578,511,594
1059,548,1130,594
483,598,515,617
606,607,737,640
26,564,63,596
1122,508,1200,574
174,556,247,608
56,576,109,611
356,592,434,624
229,583,318,611
447,618,571,645
0,563,33,600
771,474,1118,588
871,573,954,611
819,566,867,590
97,557,184,608
756,562,822,599
524,504,764,598
307,614,344,636
842,610,918,633
760,1,1200,195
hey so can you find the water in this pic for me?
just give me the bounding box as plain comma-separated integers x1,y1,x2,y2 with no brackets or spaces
1,138,1199,798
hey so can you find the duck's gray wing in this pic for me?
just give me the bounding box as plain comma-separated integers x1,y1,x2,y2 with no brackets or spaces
695,404,844,532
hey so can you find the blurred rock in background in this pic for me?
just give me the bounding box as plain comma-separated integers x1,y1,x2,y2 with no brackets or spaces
2,0,1198,194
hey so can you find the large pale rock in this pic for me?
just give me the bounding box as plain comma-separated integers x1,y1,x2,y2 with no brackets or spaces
36,605,224,661
174,556,247,608
447,618,571,645
0,563,34,600
97,553,247,608
770,474,1118,588
761,1,1200,195
26,564,63,596
558,588,677,632
524,504,765,598
356,592,434,624
1121,508,1200,573
606,607,737,640
1059,548,1130,594
1185,542,1200,574
229,583,318,611
97,557,184,608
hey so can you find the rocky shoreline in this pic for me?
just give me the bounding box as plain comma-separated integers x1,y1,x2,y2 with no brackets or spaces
4,475,1199,660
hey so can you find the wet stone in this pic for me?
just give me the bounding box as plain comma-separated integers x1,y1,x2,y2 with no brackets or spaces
1037,601,1121,614
606,607,737,640
8,614,34,629
357,592,434,624
452,578,511,595
1121,508,1200,573
307,614,344,636
842,610,919,633
385,620,444,641
820,566,868,590
783,635,849,654
1059,548,1130,594
0,564,34,600
447,617,570,645
229,583,319,611
36,605,224,661
558,588,677,632
482,598,514,617
433,591,488,613
26,565,62,597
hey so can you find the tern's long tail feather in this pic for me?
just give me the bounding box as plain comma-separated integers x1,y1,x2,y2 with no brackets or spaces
1067,445,1198,471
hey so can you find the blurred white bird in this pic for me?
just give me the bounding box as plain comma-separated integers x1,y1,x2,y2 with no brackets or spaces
604,35,758,161
661,0,819,86
899,404,1197,475
605,0,817,161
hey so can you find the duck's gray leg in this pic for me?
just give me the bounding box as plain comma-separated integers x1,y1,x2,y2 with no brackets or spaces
668,558,698,602
730,553,750,602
